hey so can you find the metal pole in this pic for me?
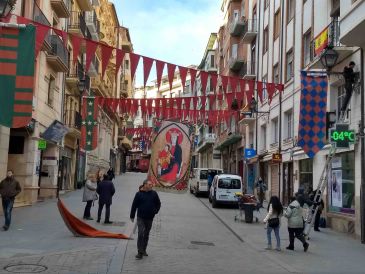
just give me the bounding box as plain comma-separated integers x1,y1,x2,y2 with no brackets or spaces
360,48,365,243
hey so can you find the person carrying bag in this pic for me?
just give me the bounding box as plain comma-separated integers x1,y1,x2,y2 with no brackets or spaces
263,196,283,251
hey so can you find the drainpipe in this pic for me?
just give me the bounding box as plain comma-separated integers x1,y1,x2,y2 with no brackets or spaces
278,0,285,201
360,48,365,243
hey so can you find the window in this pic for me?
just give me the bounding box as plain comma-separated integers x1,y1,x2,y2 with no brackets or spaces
47,75,55,107
303,31,312,67
329,152,355,213
287,0,295,23
274,9,281,39
200,170,208,180
262,75,268,100
8,136,25,154
261,125,267,151
284,110,293,139
263,27,269,53
231,43,238,58
271,117,279,143
286,49,294,82
273,64,279,84
125,59,129,70
299,159,313,193
218,178,241,189
184,80,191,94
210,54,215,68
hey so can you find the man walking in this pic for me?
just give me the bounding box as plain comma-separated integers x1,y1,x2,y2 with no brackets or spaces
256,177,267,207
0,170,21,231
96,174,115,224
130,179,161,259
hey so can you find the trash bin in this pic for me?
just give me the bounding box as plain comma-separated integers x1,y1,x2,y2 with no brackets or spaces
243,203,256,223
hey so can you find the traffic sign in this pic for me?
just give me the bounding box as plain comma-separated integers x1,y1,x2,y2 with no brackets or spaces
329,124,355,148
38,140,47,150
244,148,256,159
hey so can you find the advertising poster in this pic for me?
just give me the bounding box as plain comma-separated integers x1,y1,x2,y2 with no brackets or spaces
331,169,343,207
148,121,194,193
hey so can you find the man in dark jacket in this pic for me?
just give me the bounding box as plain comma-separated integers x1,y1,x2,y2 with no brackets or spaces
0,170,21,231
341,61,356,115
310,189,325,232
130,179,161,259
96,174,115,224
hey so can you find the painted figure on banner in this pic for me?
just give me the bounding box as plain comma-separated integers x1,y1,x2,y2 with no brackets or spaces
148,121,193,192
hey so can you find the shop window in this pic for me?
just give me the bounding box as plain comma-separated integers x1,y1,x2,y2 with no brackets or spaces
299,159,313,192
329,152,355,214
8,136,25,154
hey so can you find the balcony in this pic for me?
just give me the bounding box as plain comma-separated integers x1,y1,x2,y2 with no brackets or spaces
33,2,51,51
46,35,69,72
64,109,82,137
308,19,358,70
66,60,84,93
88,56,99,77
68,12,91,39
76,0,93,11
215,131,242,151
229,17,245,37
242,19,258,44
197,133,216,152
84,11,100,41
91,74,111,97
340,0,365,46
51,0,70,18
229,56,244,72
240,61,256,80
239,112,255,126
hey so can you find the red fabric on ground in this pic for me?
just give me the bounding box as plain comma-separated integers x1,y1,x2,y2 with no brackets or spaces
57,199,129,239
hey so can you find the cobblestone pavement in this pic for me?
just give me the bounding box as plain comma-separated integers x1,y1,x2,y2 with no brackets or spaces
0,172,365,273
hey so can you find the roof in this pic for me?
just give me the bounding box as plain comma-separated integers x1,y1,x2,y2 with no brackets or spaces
198,33,217,69
216,174,242,179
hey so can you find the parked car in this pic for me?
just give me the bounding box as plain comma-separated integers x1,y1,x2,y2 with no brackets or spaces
209,174,242,208
189,168,223,196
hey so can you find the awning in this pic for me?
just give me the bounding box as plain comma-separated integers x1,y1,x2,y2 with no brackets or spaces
215,134,241,151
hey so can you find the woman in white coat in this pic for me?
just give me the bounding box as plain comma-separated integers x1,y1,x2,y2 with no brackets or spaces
83,172,98,220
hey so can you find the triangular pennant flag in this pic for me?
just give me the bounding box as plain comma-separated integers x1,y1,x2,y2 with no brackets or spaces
155,60,165,91
17,16,31,24
85,40,98,73
155,99,160,117
71,35,83,65
257,81,264,103
125,99,131,114
112,99,119,112
209,94,216,109
267,83,276,104
246,80,255,103
175,97,183,110
221,75,229,93
276,83,284,92
143,56,154,88
201,96,206,111
178,66,188,89
229,76,238,93
193,97,198,110
189,69,197,93
54,29,68,48
226,93,234,109
35,24,50,57
140,99,146,114
210,73,218,93
129,52,140,81
167,63,176,91
200,71,209,95
115,49,125,79
147,99,153,116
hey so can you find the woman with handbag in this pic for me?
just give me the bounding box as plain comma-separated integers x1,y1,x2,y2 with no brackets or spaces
263,196,283,251
82,172,98,220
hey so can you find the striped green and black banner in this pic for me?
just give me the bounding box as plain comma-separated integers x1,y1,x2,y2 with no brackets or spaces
0,25,35,128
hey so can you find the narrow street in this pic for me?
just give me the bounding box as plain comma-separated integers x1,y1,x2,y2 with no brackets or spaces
0,173,365,274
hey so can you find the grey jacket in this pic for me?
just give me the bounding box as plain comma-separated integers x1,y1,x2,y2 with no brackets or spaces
82,180,97,202
284,200,304,228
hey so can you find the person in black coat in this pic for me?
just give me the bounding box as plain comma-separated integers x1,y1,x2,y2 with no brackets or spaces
107,167,115,181
96,174,115,224
130,179,161,259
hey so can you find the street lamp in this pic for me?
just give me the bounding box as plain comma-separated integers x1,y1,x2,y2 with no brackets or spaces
0,0,15,18
320,48,339,72
78,79,86,94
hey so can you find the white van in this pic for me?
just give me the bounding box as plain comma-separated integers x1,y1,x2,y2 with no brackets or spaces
189,168,223,196
209,174,242,208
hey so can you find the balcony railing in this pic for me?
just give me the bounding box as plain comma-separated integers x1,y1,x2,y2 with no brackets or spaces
67,60,85,80
64,110,82,130
51,0,71,18
33,2,51,26
84,10,100,40
240,61,256,79
229,56,244,71
242,19,258,43
312,19,341,58
229,17,245,36
48,35,69,67
68,11,91,39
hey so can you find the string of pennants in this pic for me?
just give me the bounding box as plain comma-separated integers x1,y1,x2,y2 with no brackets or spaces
9,15,284,101
125,127,153,137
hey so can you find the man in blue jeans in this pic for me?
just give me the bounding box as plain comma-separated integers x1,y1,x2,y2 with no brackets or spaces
0,170,22,231
130,179,161,259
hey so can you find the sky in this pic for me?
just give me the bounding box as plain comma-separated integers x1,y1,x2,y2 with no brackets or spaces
111,0,222,87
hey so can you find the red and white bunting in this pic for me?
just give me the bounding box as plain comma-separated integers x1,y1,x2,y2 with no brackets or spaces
115,49,125,79
129,52,140,81
143,56,154,88
85,40,98,73
167,63,176,91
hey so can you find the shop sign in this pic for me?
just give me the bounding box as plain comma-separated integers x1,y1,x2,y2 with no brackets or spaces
329,124,355,148
244,148,256,159
38,140,47,150
272,153,282,163
314,26,329,56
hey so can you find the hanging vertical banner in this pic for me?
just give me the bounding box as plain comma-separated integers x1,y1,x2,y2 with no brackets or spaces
297,71,328,158
0,25,35,128
81,97,99,151
147,121,193,192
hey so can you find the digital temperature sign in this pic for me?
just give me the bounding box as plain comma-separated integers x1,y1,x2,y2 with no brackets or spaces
329,124,355,148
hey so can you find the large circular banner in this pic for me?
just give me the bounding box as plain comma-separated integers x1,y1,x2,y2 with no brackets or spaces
148,121,193,192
